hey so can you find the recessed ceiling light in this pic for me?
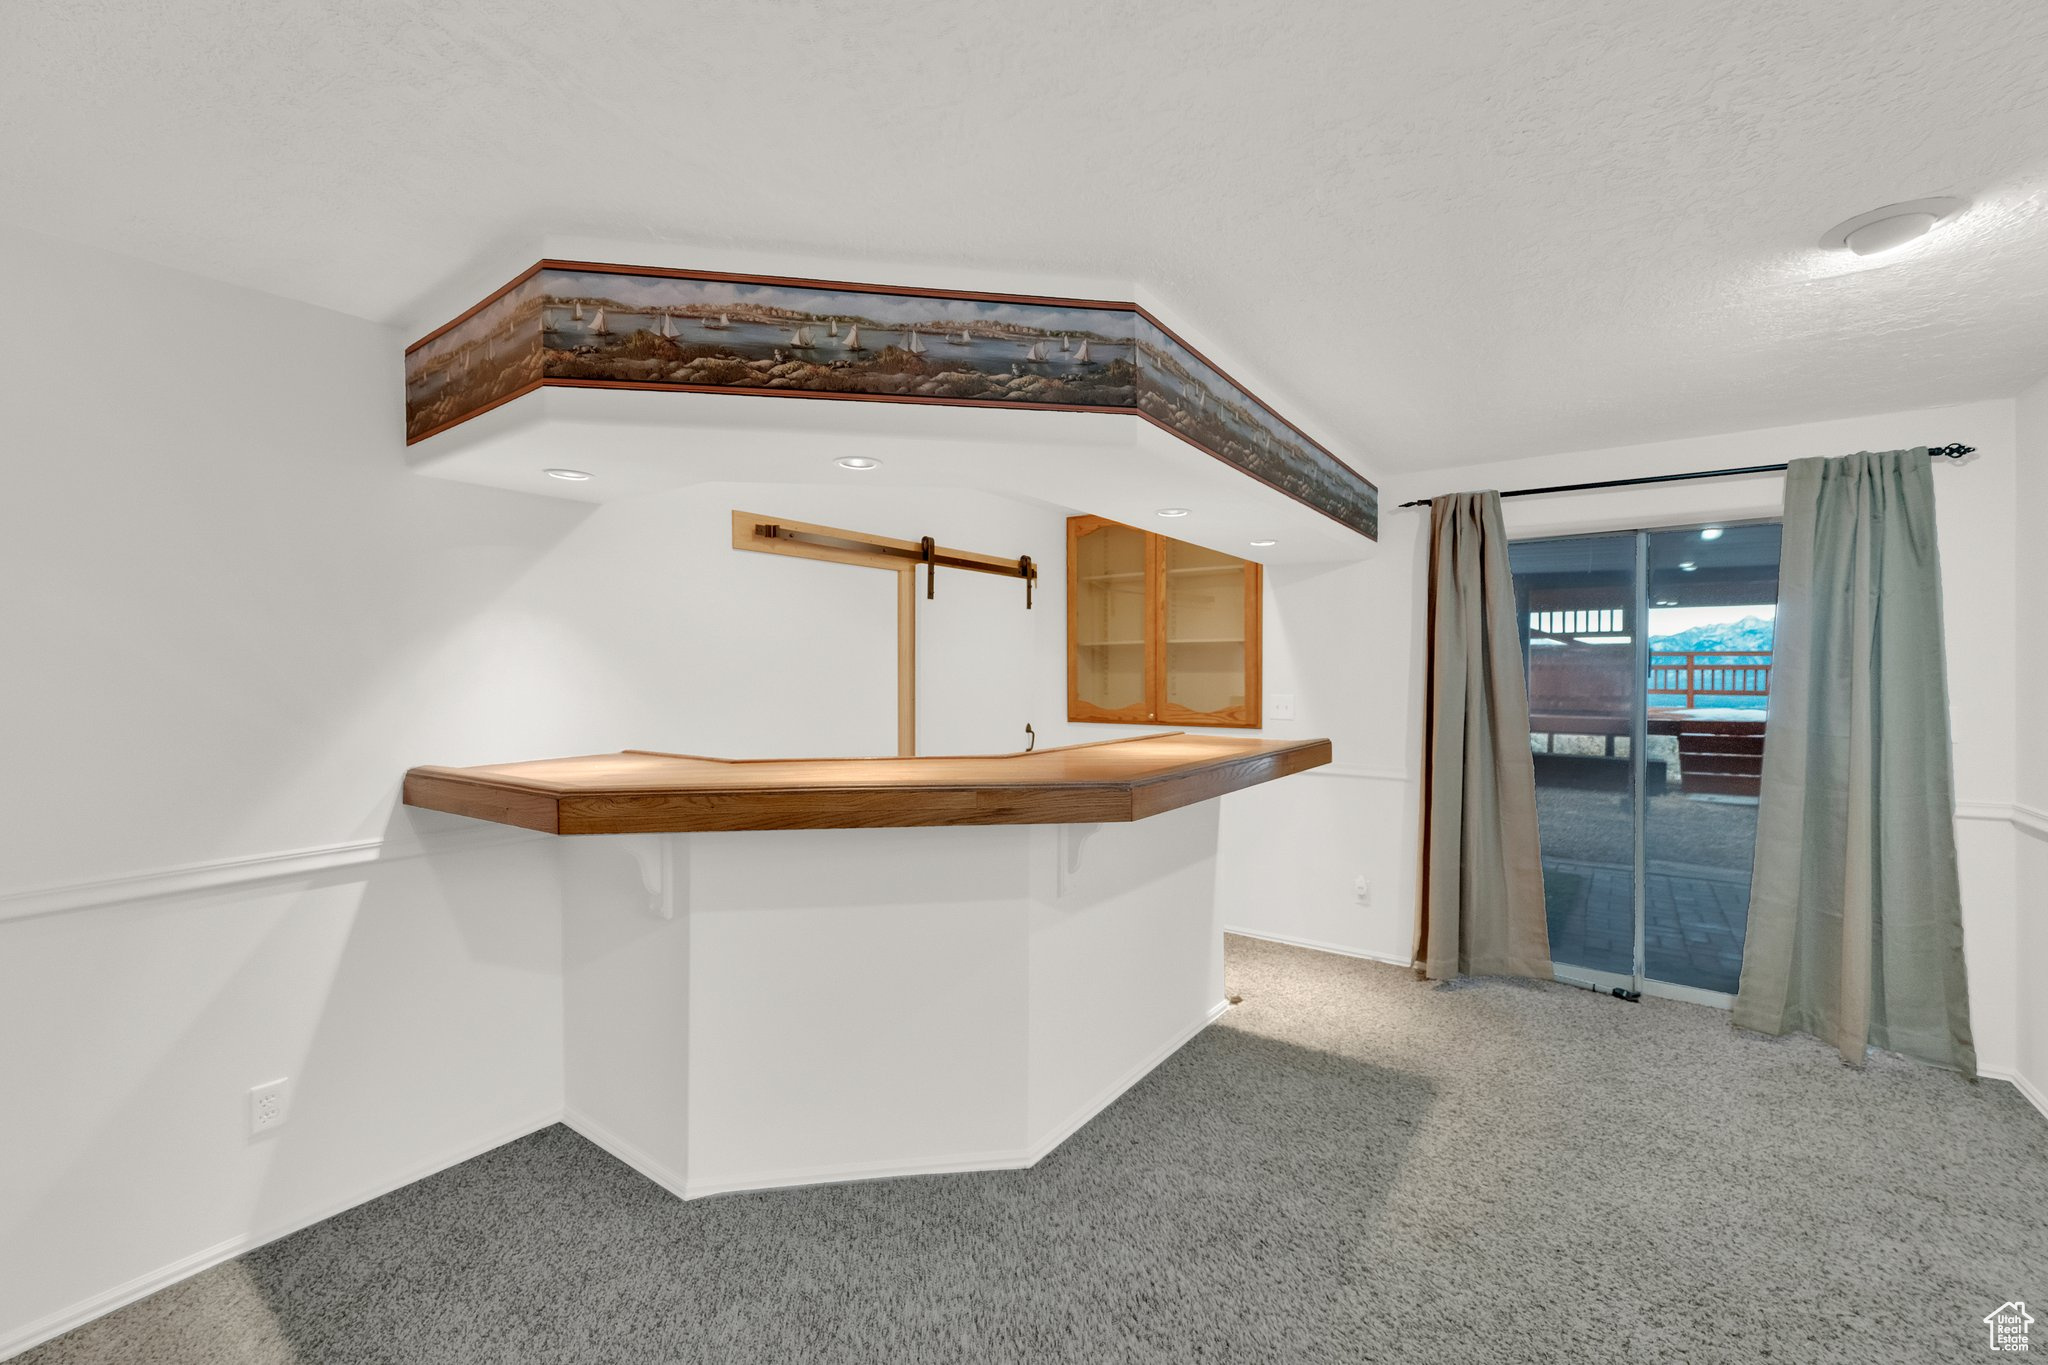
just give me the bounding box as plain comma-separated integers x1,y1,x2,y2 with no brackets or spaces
1249,538,1278,547
1699,527,1724,541
1655,598,1679,607
835,456,881,471
544,468,592,481
1679,561,1698,572
1820,197,1967,257
1156,508,1191,518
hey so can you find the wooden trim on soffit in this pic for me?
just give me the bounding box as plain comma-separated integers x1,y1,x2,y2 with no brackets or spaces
403,259,1380,541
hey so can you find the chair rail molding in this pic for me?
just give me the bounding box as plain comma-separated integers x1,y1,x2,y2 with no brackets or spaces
1301,763,1409,784
1954,799,2046,836
0,824,543,924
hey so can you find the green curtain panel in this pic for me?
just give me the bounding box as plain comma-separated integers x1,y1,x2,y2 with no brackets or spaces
1733,449,1976,1074
1414,492,1552,981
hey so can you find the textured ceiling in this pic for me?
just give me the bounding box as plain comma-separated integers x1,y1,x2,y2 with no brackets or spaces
5,0,2048,472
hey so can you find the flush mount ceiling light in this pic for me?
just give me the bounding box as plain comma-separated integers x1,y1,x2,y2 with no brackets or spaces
1249,538,1278,547
835,456,881,471
1820,197,1968,257
1699,527,1724,541
544,468,592,481
1679,561,1699,572
1156,508,1191,518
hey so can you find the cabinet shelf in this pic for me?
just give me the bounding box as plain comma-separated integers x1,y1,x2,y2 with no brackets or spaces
1068,515,1262,729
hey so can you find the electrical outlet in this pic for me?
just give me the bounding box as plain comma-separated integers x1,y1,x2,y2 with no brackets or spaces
249,1078,291,1136
1269,693,1297,721
1354,876,1372,905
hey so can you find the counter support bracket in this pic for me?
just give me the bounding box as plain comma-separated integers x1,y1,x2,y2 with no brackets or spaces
623,834,684,920
1058,823,1104,896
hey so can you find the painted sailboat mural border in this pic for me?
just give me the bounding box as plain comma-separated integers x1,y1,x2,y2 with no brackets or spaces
405,260,1379,539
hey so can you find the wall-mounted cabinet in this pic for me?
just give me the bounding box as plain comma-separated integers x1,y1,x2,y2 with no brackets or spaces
1067,515,1262,728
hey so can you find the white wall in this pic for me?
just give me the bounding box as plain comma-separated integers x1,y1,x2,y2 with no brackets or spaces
0,231,1082,1356
5,223,2036,1355
1036,554,1419,968
507,480,1067,761
1220,398,2034,1091
0,228,579,1355
2011,374,2048,1110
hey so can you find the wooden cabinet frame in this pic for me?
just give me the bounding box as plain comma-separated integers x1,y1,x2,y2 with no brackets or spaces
1066,515,1262,729
733,509,1038,756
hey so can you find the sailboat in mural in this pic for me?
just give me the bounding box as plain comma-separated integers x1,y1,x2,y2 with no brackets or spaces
588,307,610,336
572,302,584,323
660,313,678,339
949,328,972,346
542,308,558,333
843,325,865,352
789,326,814,348
1024,341,1047,362
828,319,839,337
905,329,926,355
1060,335,1069,352
1075,339,1092,362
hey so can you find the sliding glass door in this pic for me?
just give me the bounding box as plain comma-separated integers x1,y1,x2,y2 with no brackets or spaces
1508,523,1781,1001
1510,534,1640,989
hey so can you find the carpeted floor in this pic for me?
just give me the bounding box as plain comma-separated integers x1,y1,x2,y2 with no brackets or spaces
22,936,2048,1363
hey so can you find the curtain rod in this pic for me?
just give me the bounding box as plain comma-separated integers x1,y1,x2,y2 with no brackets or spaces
1395,443,1976,509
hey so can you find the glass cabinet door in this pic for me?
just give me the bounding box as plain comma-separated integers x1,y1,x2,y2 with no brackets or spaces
1068,516,1155,722
1159,539,1259,727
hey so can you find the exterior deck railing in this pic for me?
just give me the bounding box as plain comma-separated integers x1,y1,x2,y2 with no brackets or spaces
1647,650,1771,707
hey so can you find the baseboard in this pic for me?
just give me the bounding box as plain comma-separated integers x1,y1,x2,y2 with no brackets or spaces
559,1107,691,1201
0,1106,562,1362
1225,925,1414,969
1981,1066,2048,1124
680,1144,1031,1201
669,999,1231,1201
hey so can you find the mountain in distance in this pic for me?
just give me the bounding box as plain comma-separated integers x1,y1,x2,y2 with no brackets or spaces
1649,613,1774,655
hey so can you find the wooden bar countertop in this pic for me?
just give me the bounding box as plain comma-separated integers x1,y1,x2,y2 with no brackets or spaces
403,733,1332,834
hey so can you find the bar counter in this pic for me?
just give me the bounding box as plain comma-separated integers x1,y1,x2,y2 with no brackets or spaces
401,731,1333,1200
404,732,1332,834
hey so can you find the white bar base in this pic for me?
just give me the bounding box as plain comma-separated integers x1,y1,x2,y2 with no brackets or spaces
561,803,1228,1199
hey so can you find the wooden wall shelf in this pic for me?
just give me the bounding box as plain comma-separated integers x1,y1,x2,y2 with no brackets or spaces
403,733,1330,835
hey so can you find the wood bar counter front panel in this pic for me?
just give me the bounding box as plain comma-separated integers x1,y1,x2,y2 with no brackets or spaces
404,733,1329,835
